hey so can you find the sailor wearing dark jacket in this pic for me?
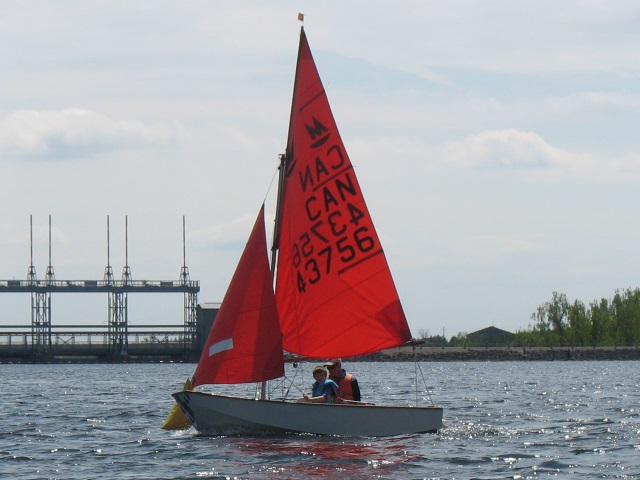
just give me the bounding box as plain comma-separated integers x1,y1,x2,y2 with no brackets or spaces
324,358,361,402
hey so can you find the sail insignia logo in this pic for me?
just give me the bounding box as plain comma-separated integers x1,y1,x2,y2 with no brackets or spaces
305,116,330,148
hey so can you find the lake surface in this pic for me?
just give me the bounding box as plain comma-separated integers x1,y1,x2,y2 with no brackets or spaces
1,361,638,479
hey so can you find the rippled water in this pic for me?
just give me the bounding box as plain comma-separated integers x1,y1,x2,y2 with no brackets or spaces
1,361,638,479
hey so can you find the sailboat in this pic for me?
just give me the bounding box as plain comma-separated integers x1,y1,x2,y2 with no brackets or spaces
171,27,443,436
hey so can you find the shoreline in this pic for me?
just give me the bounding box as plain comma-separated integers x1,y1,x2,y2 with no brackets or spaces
356,345,640,362
2,346,640,364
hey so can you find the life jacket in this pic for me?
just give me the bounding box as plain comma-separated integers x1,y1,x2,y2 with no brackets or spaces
338,373,355,400
313,379,339,403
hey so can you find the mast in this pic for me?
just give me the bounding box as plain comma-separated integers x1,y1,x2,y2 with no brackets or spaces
270,26,305,265
261,153,288,401
269,154,287,274
262,27,305,400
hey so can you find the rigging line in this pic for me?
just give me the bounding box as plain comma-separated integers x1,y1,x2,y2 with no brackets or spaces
261,162,282,278
263,163,281,205
413,346,435,406
287,377,308,399
414,351,419,405
259,156,287,402
267,376,287,398
269,368,305,400
416,361,436,406
287,365,304,397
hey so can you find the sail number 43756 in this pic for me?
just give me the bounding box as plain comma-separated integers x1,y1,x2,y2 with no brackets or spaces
292,205,377,293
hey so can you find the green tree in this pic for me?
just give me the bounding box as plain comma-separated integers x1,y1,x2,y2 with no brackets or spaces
521,288,640,347
423,335,448,347
448,332,467,347
590,298,614,346
567,299,590,346
547,291,569,344
612,288,640,345
528,291,569,346
515,326,545,347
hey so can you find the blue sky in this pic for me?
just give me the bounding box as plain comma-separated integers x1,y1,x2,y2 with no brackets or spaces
1,1,639,337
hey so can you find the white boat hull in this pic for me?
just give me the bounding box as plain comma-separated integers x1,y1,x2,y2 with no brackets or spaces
172,391,443,436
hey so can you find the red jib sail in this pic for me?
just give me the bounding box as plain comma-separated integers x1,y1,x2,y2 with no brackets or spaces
192,206,284,386
275,28,411,358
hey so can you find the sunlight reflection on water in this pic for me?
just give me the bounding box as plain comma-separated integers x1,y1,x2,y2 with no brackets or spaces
0,361,638,478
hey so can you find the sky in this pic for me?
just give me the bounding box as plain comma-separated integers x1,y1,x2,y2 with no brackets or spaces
1,1,640,338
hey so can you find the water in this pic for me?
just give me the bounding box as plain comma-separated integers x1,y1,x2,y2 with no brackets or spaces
1,361,638,479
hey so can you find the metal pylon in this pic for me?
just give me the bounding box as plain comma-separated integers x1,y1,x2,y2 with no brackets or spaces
104,265,114,284
31,261,55,357
180,266,198,353
108,290,127,357
31,290,52,356
27,215,52,357
108,264,131,358
180,217,197,355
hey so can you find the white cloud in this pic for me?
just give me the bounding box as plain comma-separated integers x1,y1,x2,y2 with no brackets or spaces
190,214,256,250
469,234,548,257
0,109,175,159
439,129,610,180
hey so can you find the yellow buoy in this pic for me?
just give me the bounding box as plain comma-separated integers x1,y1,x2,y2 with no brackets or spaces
161,378,192,430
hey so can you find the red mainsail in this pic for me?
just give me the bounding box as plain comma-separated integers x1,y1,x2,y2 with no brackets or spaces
275,28,411,358
192,206,284,386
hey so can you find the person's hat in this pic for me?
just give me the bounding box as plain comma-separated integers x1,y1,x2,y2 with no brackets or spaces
323,358,341,367
312,365,328,375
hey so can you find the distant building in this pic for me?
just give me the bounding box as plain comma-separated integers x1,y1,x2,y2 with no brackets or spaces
466,326,515,347
196,303,220,351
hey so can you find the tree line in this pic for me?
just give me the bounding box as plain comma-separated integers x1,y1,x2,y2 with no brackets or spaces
415,288,640,348
515,288,640,347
